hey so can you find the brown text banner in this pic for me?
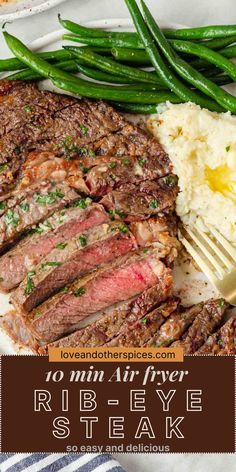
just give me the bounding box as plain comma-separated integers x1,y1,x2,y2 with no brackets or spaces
1,355,235,453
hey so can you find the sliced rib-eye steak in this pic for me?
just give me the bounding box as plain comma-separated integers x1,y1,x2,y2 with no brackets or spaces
40,282,174,353
0,201,108,291
101,176,178,222
146,302,205,347
0,182,78,253
171,299,228,353
106,298,179,347
24,250,172,344
196,315,236,355
11,222,137,313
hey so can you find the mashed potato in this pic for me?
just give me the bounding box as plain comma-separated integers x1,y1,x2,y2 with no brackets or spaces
148,102,236,244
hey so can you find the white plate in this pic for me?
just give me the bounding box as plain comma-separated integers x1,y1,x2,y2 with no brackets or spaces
0,0,66,22
0,18,234,354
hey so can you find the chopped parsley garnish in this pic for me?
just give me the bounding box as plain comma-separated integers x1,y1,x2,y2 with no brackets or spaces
119,224,129,234
4,210,19,227
115,208,126,218
24,271,36,295
56,242,67,250
141,317,148,325
0,164,8,173
72,198,91,209
41,261,62,269
108,209,115,221
163,175,176,187
76,147,89,157
20,202,29,213
34,310,42,319
74,287,86,297
138,159,146,167
110,162,117,169
218,298,225,308
149,199,159,209
80,124,89,135
80,164,89,174
0,201,6,210
34,188,64,205
79,234,87,247
89,150,96,158
39,220,53,231
123,159,130,166
226,145,231,152
60,286,69,293
23,105,32,113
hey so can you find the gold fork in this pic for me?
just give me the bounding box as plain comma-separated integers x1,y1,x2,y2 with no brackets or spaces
179,224,236,306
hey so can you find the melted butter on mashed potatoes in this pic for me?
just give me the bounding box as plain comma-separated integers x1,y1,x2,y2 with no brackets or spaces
148,102,236,244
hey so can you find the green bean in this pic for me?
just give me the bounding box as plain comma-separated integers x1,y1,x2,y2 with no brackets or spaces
0,46,110,73
63,33,143,49
74,63,146,84
111,102,158,114
64,46,165,85
3,32,82,83
112,47,151,64
140,0,236,112
200,36,236,50
0,49,73,72
112,43,236,69
124,0,223,112
5,59,79,81
52,76,184,103
60,17,236,44
168,39,236,82
163,25,236,40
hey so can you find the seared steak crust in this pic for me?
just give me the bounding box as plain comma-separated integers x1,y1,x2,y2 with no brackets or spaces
172,299,228,353
196,316,236,355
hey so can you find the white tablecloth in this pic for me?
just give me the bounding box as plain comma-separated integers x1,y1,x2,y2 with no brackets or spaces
0,1,235,470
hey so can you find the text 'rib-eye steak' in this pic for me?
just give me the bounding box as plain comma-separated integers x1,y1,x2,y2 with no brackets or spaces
0,81,234,355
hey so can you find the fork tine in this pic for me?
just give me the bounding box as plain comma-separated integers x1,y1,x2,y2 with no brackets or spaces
206,224,236,261
185,227,225,278
179,232,217,285
196,228,235,270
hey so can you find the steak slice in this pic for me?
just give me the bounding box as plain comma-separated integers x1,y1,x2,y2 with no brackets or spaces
83,154,172,197
106,298,179,347
146,302,205,347
0,201,107,291
0,81,72,138
0,85,125,194
171,299,228,353
40,281,173,353
11,222,137,313
0,182,78,253
0,310,39,352
91,122,171,167
196,316,236,355
101,176,178,222
25,249,172,344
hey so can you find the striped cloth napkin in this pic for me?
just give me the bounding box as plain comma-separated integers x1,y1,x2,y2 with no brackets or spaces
0,454,127,472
